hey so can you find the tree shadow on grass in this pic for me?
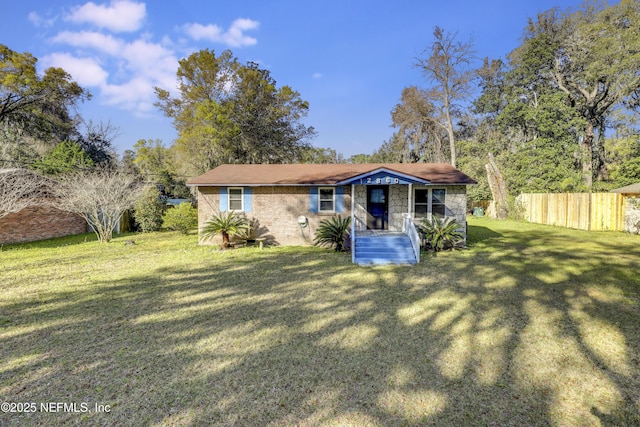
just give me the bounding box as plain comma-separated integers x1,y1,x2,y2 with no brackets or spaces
1,225,639,426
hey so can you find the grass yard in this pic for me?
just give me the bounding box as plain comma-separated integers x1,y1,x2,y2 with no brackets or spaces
1,218,639,426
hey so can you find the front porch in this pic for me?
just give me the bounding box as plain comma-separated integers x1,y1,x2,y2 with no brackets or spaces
338,169,468,265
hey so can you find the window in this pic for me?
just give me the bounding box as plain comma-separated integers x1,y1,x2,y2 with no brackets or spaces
432,189,446,218
228,188,243,211
370,188,386,204
414,189,429,218
319,187,335,212
414,188,446,219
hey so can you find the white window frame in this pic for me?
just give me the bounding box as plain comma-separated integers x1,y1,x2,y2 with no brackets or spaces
413,188,446,219
414,188,429,219
228,187,244,211
430,188,446,219
318,187,335,213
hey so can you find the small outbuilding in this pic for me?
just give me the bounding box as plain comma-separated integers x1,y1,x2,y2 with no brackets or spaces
611,183,640,234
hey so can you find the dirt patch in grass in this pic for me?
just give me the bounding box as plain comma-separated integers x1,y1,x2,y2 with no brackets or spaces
1,221,639,426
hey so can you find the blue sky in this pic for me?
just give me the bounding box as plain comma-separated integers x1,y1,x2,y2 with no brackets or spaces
4,0,598,159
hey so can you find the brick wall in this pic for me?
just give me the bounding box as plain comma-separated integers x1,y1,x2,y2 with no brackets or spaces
197,186,352,246
196,184,469,246
0,206,87,244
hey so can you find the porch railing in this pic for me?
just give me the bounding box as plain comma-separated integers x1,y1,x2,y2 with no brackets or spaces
402,213,421,263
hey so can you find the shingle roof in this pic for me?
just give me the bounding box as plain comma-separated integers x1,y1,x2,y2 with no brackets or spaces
187,163,477,186
611,182,640,194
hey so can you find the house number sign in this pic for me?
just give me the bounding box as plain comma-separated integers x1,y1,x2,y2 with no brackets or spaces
360,177,401,185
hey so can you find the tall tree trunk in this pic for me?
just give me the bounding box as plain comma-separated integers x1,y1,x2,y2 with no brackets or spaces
582,121,595,190
485,153,509,219
595,120,609,182
444,96,457,168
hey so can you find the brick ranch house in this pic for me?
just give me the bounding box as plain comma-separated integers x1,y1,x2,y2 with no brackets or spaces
187,163,476,265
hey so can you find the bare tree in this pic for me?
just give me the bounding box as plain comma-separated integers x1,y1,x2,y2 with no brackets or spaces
0,168,49,219
391,86,446,163
53,166,142,242
415,27,475,168
75,119,120,165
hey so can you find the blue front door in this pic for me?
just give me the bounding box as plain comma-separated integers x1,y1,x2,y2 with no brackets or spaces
367,186,388,229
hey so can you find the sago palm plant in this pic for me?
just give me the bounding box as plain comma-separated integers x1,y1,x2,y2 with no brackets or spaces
313,215,351,252
418,216,463,252
200,211,249,248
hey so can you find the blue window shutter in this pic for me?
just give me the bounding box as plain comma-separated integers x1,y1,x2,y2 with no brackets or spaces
309,187,318,213
243,187,252,213
336,186,344,213
219,187,228,212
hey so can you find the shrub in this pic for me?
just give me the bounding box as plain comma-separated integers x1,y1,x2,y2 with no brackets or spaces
133,187,166,232
418,217,463,252
162,202,198,234
200,211,249,248
314,215,351,252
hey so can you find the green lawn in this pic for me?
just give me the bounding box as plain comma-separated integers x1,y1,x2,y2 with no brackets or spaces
1,218,639,426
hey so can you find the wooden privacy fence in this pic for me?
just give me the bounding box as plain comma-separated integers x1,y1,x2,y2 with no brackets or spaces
516,193,626,231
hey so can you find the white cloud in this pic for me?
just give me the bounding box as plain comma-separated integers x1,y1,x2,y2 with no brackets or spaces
28,11,57,28
51,31,123,56
183,18,259,47
312,72,323,79
41,53,108,87
38,3,258,116
48,29,179,112
121,39,173,71
102,77,155,113
67,0,146,33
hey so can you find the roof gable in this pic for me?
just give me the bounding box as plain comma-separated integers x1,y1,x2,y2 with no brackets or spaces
611,182,640,194
335,168,431,185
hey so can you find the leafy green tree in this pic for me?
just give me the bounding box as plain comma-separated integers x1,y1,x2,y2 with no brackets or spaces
464,27,587,197
120,149,140,176
155,50,315,176
155,49,239,176
473,58,508,119
226,63,315,164
133,186,165,232
33,140,94,175
614,158,640,187
133,139,168,178
512,0,640,188
347,153,373,164
0,44,89,163
298,146,344,164
133,139,189,198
